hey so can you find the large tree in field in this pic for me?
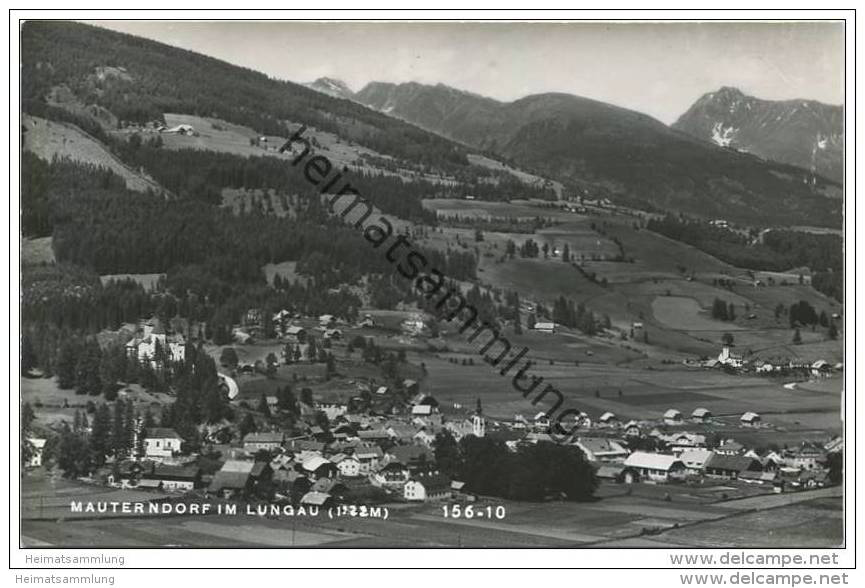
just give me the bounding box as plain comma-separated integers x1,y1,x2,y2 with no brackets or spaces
219,347,239,369
89,403,112,465
239,413,257,438
56,338,79,389
57,423,93,479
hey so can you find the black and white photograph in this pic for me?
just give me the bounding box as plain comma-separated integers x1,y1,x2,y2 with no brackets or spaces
8,9,857,580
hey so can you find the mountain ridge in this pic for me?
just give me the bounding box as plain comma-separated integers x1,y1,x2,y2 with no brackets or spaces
673,86,843,182
352,80,842,227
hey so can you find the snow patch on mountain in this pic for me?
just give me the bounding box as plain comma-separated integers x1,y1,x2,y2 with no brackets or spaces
711,122,738,147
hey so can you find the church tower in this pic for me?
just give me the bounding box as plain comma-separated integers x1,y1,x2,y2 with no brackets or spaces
472,398,485,437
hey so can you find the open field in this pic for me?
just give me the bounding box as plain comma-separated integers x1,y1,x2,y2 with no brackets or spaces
481,257,607,305
425,199,842,366
156,113,457,186
654,496,843,548
652,296,742,331
424,198,578,221
416,340,842,435
24,115,162,193
21,473,841,548
467,154,564,197
21,377,172,428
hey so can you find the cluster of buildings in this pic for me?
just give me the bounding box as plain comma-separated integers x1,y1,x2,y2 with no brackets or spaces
84,393,484,507
60,387,840,511
704,345,841,378
607,438,838,491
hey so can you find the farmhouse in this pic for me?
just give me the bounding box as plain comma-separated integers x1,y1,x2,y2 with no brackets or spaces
622,452,686,483
691,408,712,423
331,454,361,477
574,437,629,463
243,431,285,453
795,469,830,490
145,464,201,492
533,412,552,431
404,472,451,502
715,439,745,456
208,460,254,498
666,433,707,453
679,448,713,472
595,464,626,482
811,360,832,378
323,328,342,340
401,314,426,335
411,404,433,416
144,428,183,459
739,470,779,485
373,462,411,488
355,445,384,474
26,438,46,468
704,454,763,480
740,412,761,427
410,392,439,410
598,412,618,426
663,409,683,425
387,445,435,471
284,325,307,343
623,421,641,437
233,329,254,345
533,322,556,333
162,124,195,135
787,443,827,471
302,456,337,480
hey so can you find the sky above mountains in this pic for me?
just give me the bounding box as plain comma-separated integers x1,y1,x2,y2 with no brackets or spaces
89,21,844,124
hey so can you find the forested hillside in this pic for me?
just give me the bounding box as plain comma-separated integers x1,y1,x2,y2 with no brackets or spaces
22,21,472,171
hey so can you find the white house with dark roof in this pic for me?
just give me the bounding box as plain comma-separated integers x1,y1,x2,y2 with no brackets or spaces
355,445,384,474
331,454,361,477
623,452,686,483
404,472,451,502
665,432,707,453
144,428,183,459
